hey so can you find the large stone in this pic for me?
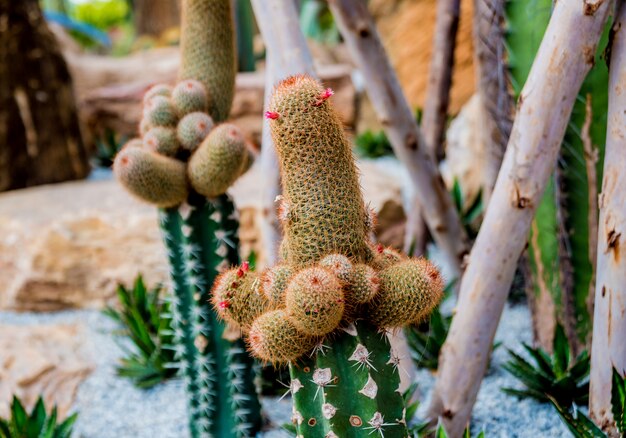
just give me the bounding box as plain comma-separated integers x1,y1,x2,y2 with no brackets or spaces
0,180,167,311
0,323,93,419
0,159,403,311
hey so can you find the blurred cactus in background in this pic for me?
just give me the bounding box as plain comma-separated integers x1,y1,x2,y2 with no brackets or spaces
113,0,262,436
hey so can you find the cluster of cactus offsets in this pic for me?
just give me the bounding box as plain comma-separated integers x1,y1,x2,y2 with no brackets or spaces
212,75,444,437
113,1,262,437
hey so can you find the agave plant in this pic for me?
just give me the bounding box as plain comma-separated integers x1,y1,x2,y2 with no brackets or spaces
0,396,77,438
503,324,590,406
103,275,177,388
549,368,625,438
406,305,452,370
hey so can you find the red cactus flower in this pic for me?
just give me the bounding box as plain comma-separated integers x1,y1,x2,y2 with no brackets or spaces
265,111,280,120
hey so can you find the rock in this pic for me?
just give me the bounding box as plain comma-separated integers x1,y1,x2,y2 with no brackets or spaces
370,0,475,114
0,157,403,310
0,323,93,419
441,94,485,211
0,179,168,311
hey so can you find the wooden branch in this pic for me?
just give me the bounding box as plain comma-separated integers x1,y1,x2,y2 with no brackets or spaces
589,4,626,432
328,0,469,279
427,1,614,434
472,0,514,205
250,0,316,267
422,0,461,161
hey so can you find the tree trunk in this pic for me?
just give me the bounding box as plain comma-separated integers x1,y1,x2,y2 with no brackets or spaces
589,4,626,434
134,0,181,36
250,0,316,267
472,0,513,205
426,1,613,435
0,0,89,192
422,0,461,162
328,0,470,281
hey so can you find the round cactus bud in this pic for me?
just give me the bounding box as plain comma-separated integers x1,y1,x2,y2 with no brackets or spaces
171,79,208,116
248,309,318,364
369,258,444,328
261,263,294,308
177,112,214,151
143,83,172,105
139,117,152,136
212,267,268,333
347,263,380,304
123,138,144,150
188,123,249,198
113,145,188,208
143,95,178,127
143,126,179,156
319,253,353,282
284,267,345,336
370,244,405,270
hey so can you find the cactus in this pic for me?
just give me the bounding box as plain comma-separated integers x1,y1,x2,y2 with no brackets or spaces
212,75,443,437
179,0,235,122
506,0,610,354
112,1,262,437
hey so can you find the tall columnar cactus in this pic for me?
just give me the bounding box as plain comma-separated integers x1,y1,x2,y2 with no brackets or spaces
113,1,262,437
505,0,611,354
212,75,444,437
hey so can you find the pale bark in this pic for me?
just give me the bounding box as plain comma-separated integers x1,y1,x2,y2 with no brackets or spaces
328,0,470,280
422,0,461,161
472,0,514,205
589,4,626,433
250,0,316,267
427,1,614,435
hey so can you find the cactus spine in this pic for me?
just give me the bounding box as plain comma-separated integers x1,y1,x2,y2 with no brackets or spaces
113,0,262,436
212,75,443,437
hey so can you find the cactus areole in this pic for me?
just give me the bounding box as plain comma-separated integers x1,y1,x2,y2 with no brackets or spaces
113,0,262,437
213,75,444,437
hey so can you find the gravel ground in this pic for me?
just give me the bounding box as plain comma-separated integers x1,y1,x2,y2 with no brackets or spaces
1,304,569,437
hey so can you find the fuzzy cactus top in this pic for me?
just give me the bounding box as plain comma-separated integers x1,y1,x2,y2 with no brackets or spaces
269,75,371,267
213,75,445,365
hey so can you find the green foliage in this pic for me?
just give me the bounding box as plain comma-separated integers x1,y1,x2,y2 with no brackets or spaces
103,275,178,389
549,369,625,437
73,0,130,31
450,179,483,239
432,424,485,438
503,324,590,406
612,368,626,434
0,396,77,438
235,0,256,72
354,130,394,159
92,129,126,168
299,0,339,45
405,305,451,370
404,384,430,436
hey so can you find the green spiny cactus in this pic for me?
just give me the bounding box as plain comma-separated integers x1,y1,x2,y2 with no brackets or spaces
212,75,444,437
187,123,250,198
177,112,214,151
114,145,188,208
112,1,262,436
172,79,209,116
260,263,294,307
179,0,235,122
506,0,610,353
144,126,180,156
212,263,269,333
143,95,178,127
284,267,345,336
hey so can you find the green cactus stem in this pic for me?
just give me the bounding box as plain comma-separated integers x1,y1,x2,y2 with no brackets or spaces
290,322,407,438
160,195,262,437
179,0,235,122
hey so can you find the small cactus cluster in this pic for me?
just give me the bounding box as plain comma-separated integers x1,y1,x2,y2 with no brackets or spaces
112,1,262,437
114,79,253,208
212,74,444,436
